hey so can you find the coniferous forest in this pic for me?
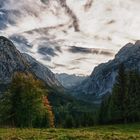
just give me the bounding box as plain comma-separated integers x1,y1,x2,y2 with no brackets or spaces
1,64,140,129
0,72,54,128
0,0,140,139
99,64,140,124
0,72,96,128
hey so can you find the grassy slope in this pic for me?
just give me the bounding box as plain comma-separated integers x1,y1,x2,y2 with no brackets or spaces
0,124,140,140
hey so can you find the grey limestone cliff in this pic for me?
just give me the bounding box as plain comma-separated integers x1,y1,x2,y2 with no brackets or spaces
0,36,61,93
75,41,140,102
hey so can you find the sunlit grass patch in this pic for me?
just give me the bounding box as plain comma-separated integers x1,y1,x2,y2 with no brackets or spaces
0,123,140,140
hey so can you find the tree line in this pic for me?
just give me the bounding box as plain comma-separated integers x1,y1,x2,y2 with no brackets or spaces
0,72,54,128
99,64,140,124
1,64,140,128
0,72,95,128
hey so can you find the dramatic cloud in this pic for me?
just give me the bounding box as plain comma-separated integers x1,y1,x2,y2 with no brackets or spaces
68,46,114,56
0,0,140,75
38,47,56,56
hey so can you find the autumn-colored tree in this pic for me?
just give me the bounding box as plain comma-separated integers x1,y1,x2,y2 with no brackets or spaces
0,72,55,128
43,96,54,127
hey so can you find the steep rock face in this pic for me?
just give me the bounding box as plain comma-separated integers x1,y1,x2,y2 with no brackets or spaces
0,36,28,84
0,36,61,92
75,41,140,102
22,53,60,87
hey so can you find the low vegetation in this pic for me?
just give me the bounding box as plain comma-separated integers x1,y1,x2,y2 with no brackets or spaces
0,124,140,140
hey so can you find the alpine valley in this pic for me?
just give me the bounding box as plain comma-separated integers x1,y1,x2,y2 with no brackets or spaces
0,0,140,139
74,41,140,103
0,36,96,128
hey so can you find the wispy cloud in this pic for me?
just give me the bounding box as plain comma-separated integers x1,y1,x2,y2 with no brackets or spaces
68,46,114,56
0,0,140,75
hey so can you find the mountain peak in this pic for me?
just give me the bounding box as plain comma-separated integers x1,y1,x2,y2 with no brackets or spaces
0,36,19,54
75,40,140,103
0,36,13,47
0,37,61,92
0,36,9,40
0,37,28,85
115,41,140,62
135,40,140,46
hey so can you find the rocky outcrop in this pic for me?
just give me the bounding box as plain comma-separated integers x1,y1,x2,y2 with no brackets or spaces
23,53,60,87
75,41,140,102
0,36,28,84
0,36,61,93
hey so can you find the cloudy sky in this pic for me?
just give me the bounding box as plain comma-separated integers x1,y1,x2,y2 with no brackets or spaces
0,0,140,75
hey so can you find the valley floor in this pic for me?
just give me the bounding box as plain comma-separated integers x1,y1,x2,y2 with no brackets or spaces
0,124,140,140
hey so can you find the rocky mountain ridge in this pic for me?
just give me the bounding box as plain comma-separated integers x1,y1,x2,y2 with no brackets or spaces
75,41,140,102
0,36,61,93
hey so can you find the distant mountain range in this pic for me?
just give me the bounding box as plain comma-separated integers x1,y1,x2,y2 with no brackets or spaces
55,73,86,89
1,36,140,104
75,41,140,103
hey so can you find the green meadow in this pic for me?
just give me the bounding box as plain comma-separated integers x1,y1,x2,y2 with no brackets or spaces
0,124,140,140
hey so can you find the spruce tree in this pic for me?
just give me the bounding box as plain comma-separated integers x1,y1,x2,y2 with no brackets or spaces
99,65,140,124
0,72,54,128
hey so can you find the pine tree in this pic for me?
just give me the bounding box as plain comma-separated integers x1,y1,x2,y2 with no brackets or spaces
64,114,75,128
99,96,111,124
0,72,54,128
126,71,140,122
108,64,126,123
99,65,140,124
